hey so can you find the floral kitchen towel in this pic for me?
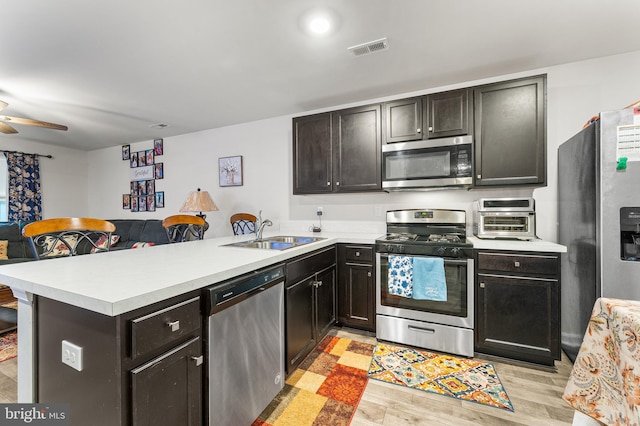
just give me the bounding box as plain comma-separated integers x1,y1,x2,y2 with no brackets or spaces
388,255,413,298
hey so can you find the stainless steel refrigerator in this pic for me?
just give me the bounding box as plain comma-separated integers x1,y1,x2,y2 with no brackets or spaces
558,108,640,362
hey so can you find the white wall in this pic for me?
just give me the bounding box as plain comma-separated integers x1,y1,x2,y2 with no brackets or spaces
86,49,640,241
0,140,89,218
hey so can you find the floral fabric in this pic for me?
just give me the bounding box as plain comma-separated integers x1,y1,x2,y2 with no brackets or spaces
563,298,640,426
4,152,42,223
388,255,413,297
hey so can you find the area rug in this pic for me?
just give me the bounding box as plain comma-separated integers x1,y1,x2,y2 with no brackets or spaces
367,342,514,412
0,301,17,362
253,335,375,426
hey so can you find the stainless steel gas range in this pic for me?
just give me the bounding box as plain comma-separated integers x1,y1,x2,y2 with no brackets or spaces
375,209,474,357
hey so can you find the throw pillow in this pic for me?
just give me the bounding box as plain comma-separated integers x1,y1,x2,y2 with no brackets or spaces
43,235,79,257
131,242,155,249
90,234,121,254
0,240,8,260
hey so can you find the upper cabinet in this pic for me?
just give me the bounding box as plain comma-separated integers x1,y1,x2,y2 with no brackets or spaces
293,104,381,194
382,88,472,143
474,75,546,187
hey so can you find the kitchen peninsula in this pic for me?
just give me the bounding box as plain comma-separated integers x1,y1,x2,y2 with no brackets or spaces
0,228,565,425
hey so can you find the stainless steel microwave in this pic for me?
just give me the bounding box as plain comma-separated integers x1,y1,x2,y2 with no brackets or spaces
382,135,473,190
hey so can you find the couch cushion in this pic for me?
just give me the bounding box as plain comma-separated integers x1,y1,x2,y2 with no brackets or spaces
108,220,169,246
0,222,34,259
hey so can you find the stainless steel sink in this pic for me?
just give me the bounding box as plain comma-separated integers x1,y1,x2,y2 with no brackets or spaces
223,236,325,250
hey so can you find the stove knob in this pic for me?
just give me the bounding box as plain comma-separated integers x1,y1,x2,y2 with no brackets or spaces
398,245,405,254
435,247,446,256
450,247,460,257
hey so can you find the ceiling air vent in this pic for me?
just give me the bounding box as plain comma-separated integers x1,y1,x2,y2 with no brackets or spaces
348,37,389,57
149,123,170,129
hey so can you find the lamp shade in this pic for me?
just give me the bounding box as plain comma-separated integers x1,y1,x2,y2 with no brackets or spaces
179,188,219,213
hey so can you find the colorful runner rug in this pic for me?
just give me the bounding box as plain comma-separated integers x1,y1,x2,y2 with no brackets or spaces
253,335,375,426
0,331,17,363
367,342,514,412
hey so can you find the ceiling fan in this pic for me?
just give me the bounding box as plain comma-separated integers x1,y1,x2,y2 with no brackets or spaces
0,100,68,134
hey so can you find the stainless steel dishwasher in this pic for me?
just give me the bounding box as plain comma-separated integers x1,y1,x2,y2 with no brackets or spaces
204,264,285,426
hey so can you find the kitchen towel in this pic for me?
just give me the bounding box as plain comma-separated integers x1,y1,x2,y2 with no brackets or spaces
412,257,447,301
388,255,413,298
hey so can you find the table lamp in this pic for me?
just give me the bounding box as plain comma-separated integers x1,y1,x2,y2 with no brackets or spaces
179,188,219,234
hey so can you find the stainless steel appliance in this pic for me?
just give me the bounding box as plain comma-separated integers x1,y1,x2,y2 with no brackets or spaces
474,197,537,240
204,265,285,425
382,135,473,190
558,108,640,362
375,209,474,356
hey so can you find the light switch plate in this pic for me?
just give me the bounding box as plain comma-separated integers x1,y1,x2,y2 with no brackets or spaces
61,340,83,371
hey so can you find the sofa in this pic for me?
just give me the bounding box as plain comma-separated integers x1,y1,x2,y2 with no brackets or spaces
0,219,171,265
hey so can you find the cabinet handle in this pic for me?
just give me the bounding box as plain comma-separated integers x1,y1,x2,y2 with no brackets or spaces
480,282,485,288
417,128,421,133
355,251,360,257
327,181,331,186
191,356,203,366
167,320,180,332
317,280,323,287
336,181,340,186
428,126,433,132
514,261,521,268
367,272,372,277
477,174,482,179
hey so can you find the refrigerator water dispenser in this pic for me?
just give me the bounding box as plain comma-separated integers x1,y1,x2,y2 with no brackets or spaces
620,207,640,261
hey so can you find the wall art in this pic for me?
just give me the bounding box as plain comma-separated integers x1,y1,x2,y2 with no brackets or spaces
219,155,243,187
123,139,165,212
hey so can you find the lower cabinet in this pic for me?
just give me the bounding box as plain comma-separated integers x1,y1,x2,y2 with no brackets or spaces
285,246,336,374
475,250,561,365
337,244,376,331
36,292,203,426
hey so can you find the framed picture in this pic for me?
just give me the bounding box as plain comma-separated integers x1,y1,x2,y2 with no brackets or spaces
155,191,165,208
123,194,131,209
122,145,130,160
138,151,147,167
130,181,138,195
130,152,138,168
154,138,164,156
145,149,154,166
154,163,164,179
139,196,147,212
131,197,139,212
147,195,156,212
146,180,155,195
219,155,243,187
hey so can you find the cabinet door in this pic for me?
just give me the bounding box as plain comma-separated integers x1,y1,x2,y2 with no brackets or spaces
293,113,333,194
475,274,559,365
131,337,202,426
315,266,336,340
383,97,423,143
474,76,546,186
332,104,382,192
338,262,375,331
426,89,472,139
285,277,316,373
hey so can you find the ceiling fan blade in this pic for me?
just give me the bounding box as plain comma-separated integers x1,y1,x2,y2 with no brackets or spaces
0,121,18,134
0,100,7,112
0,115,68,131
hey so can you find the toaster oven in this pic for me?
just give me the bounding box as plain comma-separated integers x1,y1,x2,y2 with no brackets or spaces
474,198,537,240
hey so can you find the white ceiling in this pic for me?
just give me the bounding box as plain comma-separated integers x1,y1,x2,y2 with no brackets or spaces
2,0,640,151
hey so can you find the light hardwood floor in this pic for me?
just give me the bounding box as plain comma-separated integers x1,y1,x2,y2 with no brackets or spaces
0,328,576,425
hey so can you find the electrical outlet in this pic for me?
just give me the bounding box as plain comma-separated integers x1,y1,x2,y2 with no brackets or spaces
62,340,84,371
317,206,323,216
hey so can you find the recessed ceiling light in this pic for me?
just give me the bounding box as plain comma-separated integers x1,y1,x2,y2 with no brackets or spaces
300,8,339,37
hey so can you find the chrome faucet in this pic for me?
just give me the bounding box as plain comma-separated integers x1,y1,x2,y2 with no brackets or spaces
255,210,273,240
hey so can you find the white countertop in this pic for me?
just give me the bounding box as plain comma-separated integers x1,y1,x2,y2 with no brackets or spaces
0,230,565,317
467,236,567,252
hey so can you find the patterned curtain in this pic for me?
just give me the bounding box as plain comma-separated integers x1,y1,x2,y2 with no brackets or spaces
3,152,43,223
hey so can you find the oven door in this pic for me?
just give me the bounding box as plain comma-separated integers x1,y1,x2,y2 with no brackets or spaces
376,253,474,329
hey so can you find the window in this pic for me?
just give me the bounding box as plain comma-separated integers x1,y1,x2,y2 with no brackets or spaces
0,158,7,222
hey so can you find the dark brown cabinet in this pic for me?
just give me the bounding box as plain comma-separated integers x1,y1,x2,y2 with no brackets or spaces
36,292,203,426
475,250,561,365
293,105,381,194
337,244,375,331
382,89,472,143
285,246,336,374
474,75,546,187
